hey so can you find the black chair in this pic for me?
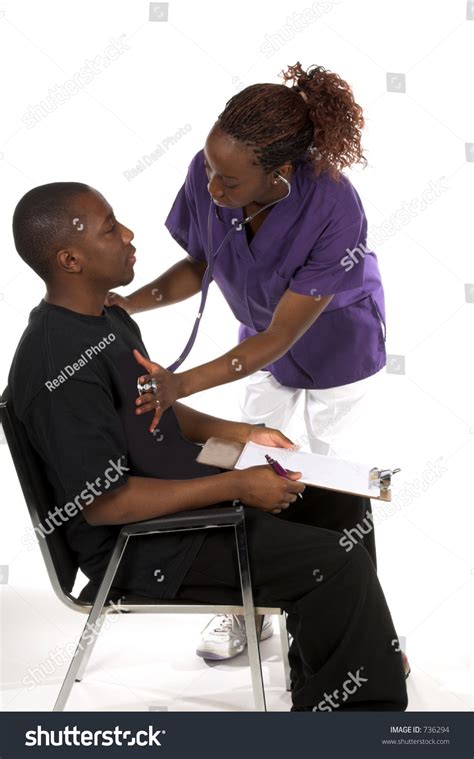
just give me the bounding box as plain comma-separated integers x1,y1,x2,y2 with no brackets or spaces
1,388,290,711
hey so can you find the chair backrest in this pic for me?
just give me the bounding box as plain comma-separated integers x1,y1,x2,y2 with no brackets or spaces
1,386,79,599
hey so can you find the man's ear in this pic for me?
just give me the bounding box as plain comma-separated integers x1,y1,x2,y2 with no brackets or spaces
56,248,82,274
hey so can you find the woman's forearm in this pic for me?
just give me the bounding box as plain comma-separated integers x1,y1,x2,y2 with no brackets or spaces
174,291,333,398
176,328,290,398
126,257,206,314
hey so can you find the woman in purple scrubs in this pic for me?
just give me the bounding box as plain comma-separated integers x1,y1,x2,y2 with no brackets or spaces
108,62,408,674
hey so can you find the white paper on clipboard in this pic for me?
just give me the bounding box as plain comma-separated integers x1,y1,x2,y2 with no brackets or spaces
234,441,379,498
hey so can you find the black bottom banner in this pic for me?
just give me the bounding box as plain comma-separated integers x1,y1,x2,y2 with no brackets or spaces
0,711,471,758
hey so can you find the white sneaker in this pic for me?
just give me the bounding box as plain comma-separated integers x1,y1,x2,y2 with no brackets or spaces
196,614,274,660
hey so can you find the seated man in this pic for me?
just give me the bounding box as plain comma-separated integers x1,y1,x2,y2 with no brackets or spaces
8,182,408,711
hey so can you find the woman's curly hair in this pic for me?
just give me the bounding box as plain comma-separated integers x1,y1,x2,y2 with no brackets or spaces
217,62,367,182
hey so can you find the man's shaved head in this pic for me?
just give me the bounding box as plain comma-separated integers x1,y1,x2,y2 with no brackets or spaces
12,182,92,280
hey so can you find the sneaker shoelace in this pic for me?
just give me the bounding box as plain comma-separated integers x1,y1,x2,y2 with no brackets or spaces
200,615,242,636
213,615,234,634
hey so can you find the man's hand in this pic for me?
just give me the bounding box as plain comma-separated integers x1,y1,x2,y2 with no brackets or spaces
235,466,305,514
134,349,183,431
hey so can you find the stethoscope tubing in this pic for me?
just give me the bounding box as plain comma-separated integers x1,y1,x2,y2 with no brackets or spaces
166,178,291,373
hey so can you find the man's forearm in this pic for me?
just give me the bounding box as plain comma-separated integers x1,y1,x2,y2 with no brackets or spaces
83,471,242,526
173,401,252,444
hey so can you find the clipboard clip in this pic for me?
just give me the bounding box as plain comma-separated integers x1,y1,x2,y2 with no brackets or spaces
369,467,401,492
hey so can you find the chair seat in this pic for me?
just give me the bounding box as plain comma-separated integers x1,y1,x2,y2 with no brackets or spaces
78,582,159,605
78,582,232,607
77,581,282,615
78,581,245,606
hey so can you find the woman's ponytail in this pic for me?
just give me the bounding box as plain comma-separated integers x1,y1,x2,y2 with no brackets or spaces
281,62,368,181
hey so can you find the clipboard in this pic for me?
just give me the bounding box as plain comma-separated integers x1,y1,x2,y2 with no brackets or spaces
196,437,400,502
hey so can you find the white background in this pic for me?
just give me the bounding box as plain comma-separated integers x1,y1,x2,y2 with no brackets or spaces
0,0,472,712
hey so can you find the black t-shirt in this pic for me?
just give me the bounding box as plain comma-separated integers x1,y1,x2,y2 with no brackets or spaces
8,300,222,599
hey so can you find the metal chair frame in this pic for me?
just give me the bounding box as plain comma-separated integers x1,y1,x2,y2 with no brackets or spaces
1,392,291,712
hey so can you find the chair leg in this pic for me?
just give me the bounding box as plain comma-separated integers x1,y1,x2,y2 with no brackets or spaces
74,614,105,683
75,595,129,681
234,521,266,712
53,532,130,711
278,612,291,692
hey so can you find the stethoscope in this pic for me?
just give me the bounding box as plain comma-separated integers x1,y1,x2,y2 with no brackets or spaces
165,173,292,373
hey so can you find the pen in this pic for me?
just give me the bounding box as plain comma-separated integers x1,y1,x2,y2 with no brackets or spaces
265,454,304,499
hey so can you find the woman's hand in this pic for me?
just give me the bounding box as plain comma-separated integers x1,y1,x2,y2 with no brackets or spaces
247,425,299,450
134,349,183,432
106,291,134,314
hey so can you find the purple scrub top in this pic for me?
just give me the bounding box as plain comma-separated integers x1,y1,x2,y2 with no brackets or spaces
165,149,386,390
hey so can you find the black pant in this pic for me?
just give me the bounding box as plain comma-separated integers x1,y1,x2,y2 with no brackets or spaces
175,488,407,711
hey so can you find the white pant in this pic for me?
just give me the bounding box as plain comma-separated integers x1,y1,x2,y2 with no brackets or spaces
240,369,384,461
